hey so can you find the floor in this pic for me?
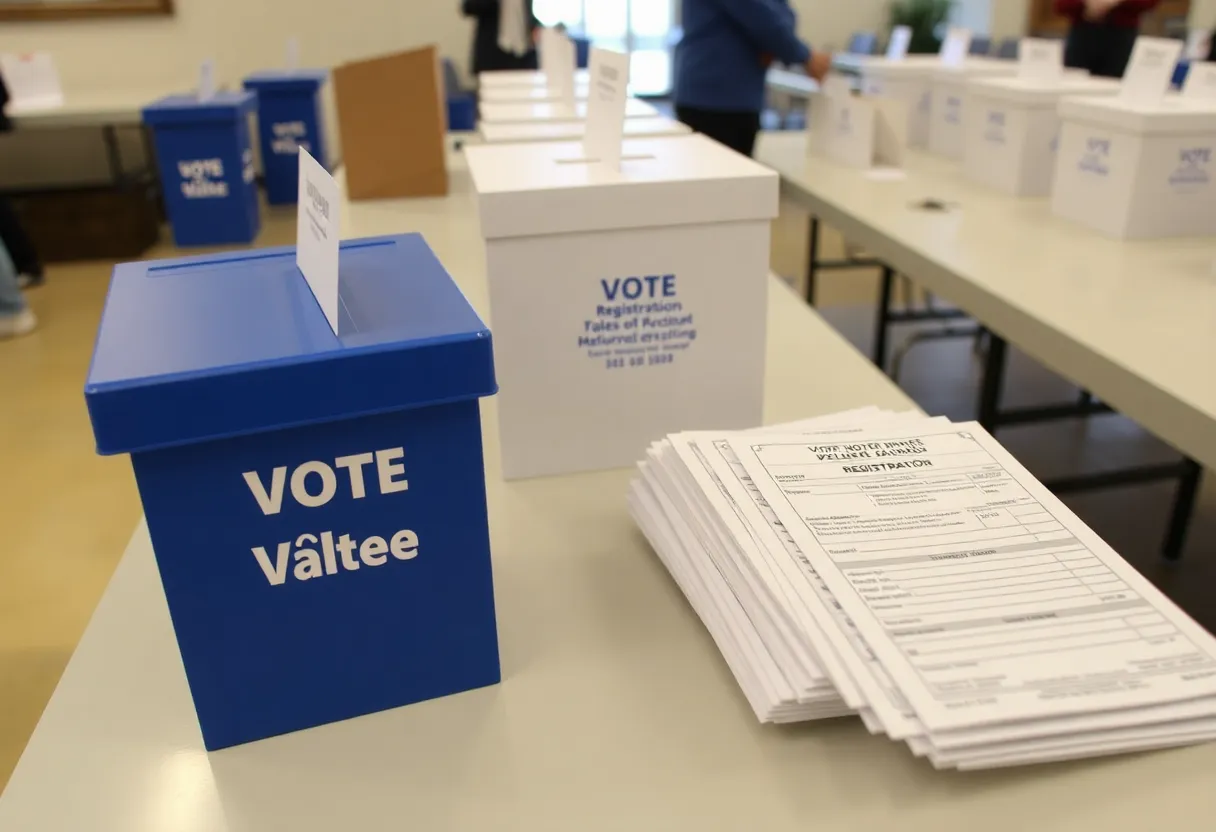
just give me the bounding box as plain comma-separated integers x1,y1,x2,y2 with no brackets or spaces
0,201,1213,794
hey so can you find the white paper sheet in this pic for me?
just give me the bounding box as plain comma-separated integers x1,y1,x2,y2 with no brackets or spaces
733,423,1216,733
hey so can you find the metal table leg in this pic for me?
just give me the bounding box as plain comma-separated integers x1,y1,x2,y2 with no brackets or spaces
977,334,1008,432
1163,459,1203,561
805,215,821,306
873,265,894,372
102,125,125,184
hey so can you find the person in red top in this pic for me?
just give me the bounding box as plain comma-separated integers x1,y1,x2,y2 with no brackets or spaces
1056,0,1160,77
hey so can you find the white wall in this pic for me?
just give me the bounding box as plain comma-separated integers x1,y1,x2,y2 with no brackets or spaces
0,0,474,94
790,0,889,51
991,0,1031,38
1193,0,1216,28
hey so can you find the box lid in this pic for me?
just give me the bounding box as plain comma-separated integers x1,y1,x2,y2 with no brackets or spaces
142,91,257,126
969,74,1121,105
857,55,941,78
85,233,496,455
478,97,659,124
242,69,329,94
931,58,1019,82
479,115,690,143
478,68,591,88
465,133,778,239
1058,93,1216,134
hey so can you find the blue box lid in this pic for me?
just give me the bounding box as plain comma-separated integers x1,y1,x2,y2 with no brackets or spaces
143,90,258,127
85,234,496,456
243,69,329,94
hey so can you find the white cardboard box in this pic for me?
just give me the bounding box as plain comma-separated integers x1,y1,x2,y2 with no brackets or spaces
478,69,591,88
479,116,690,144
928,58,1020,159
855,56,940,147
963,75,1120,196
1052,95,1216,238
465,134,777,479
808,92,909,170
479,98,660,124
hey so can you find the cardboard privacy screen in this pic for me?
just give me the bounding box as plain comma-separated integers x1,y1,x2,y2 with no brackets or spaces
333,45,448,200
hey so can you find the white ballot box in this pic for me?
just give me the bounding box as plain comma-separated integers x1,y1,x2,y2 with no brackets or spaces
808,91,909,170
928,58,1020,159
854,56,939,147
478,68,591,88
465,134,777,480
1052,95,1216,238
479,115,690,144
479,97,660,124
963,75,1120,196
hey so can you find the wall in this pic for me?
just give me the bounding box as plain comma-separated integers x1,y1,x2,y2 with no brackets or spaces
0,0,474,93
789,0,889,51
991,0,1031,38
1194,0,1216,27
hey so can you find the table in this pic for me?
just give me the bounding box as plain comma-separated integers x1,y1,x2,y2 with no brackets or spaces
4,90,163,185
756,130,1216,557
13,148,1216,830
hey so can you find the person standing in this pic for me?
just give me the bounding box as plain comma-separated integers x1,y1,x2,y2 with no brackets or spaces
0,239,36,339
1056,0,1161,78
675,0,831,158
462,0,540,77
0,74,45,288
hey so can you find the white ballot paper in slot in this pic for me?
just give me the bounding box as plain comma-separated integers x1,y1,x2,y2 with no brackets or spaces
939,27,972,68
583,47,630,170
1183,61,1216,101
629,409,1216,769
296,147,341,335
0,52,64,111
887,26,912,62
1018,38,1064,82
1120,36,1184,106
198,58,217,102
731,424,1216,733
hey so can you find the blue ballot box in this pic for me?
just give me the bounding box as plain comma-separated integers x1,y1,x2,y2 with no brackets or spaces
143,91,261,248
83,233,501,750
243,70,330,205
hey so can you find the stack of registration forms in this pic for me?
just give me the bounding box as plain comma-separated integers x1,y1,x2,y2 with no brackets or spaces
629,409,1216,769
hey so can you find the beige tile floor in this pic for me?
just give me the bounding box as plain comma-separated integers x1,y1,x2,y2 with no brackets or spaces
0,200,1212,794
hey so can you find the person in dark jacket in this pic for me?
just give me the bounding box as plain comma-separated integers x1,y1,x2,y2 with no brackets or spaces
1056,0,1161,78
675,0,831,158
462,0,540,76
0,75,44,288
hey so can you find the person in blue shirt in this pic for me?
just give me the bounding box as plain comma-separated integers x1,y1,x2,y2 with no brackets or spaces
675,0,831,157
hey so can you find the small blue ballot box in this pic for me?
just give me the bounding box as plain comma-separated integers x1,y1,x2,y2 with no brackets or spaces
242,70,330,205
84,234,501,750
143,91,261,248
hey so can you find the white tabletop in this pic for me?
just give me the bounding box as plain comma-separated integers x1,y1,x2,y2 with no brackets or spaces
5,148,1216,832
3,89,165,129
756,131,1216,473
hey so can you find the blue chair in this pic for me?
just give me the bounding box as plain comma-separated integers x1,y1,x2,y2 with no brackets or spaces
572,35,591,69
970,36,993,56
442,58,476,131
848,32,879,55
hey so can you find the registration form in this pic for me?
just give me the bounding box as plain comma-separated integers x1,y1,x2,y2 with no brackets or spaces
733,423,1216,732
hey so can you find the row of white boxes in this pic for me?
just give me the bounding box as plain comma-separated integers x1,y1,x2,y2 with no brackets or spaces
852,55,1216,239
469,68,775,479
